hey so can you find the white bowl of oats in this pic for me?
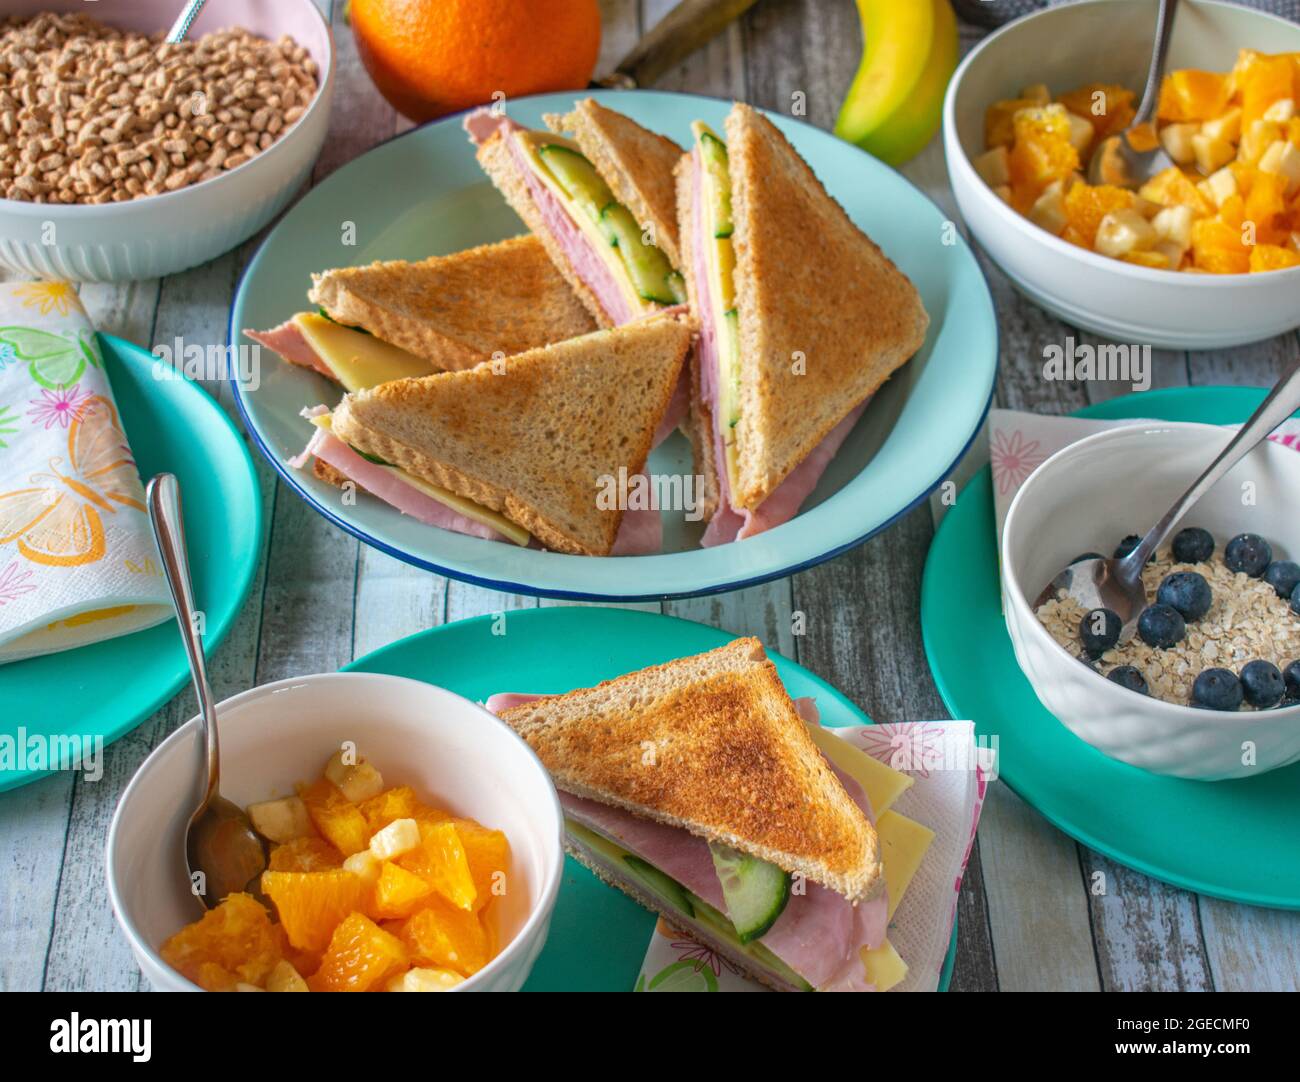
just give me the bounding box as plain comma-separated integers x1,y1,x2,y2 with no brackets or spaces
1002,421,1300,781
0,1,334,282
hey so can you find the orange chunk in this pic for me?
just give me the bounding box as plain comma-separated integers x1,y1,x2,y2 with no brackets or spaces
1056,82,1136,140
1191,218,1250,273
1063,183,1136,246
397,819,477,910
1249,243,1300,271
1158,70,1231,121
397,894,493,976
160,893,282,991
358,785,449,834
984,97,1038,149
1240,55,1295,128
299,778,370,856
452,818,511,911
268,836,342,873
1008,105,1080,202
308,912,409,992
1060,225,1092,250
369,861,434,920
1126,121,1160,153
1219,193,1247,231
1139,166,1214,216
261,869,365,954
1121,250,1171,269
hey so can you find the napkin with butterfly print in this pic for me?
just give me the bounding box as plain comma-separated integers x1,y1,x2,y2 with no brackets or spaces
0,280,170,664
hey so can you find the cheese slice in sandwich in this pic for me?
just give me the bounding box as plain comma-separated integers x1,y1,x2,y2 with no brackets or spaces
245,234,594,382
495,637,894,991
676,103,930,543
466,100,687,329
324,310,693,556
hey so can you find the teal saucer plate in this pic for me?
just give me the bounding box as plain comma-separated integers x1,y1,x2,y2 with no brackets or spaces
0,334,262,792
921,386,1300,908
345,606,956,990
230,88,996,601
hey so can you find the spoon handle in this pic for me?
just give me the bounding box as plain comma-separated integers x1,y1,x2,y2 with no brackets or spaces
1133,0,1179,126
147,473,220,805
1122,359,1300,578
165,0,207,45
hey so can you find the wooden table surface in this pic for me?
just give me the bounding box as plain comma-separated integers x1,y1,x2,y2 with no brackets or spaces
3,0,1298,992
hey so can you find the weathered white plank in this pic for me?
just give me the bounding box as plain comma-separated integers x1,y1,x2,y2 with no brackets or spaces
642,0,746,99
1199,898,1300,992
664,583,794,656
352,549,448,660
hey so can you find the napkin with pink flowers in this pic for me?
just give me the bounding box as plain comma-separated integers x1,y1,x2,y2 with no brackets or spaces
0,280,169,663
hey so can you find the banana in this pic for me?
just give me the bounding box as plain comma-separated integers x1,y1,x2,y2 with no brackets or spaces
835,0,960,167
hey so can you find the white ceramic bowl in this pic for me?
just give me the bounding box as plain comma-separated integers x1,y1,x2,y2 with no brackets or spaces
0,0,334,282
106,673,563,991
944,0,1300,350
1002,422,1300,781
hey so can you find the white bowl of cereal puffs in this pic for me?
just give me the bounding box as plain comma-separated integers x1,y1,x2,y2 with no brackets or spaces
944,0,1300,350
0,0,334,282
1002,422,1300,781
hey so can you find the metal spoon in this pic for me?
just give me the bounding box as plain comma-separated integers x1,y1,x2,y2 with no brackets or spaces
147,473,266,911
1034,359,1300,640
1086,0,1179,188
165,0,207,44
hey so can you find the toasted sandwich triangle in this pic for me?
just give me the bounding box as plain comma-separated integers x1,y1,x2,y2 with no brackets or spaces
329,311,692,556
498,637,882,902
307,235,593,371
544,98,684,269
725,103,929,511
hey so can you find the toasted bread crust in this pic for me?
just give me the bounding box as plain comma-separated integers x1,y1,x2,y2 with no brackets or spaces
307,235,593,371
499,637,882,901
476,131,615,328
544,98,684,270
331,312,692,556
726,104,929,511
312,457,353,489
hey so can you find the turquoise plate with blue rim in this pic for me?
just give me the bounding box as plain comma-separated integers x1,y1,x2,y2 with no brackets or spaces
0,334,262,793
229,89,997,601
344,606,957,991
922,386,1300,909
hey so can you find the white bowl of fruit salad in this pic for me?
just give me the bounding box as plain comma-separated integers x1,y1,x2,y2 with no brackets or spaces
1001,422,1300,780
943,0,1300,349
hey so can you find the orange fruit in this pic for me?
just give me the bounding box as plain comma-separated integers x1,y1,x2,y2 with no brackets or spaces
369,861,434,920
268,836,343,873
358,785,448,834
160,893,282,991
1138,167,1213,218
1008,106,1079,204
261,869,365,954
397,820,478,910
1240,55,1294,128
984,97,1038,149
1250,244,1300,271
451,818,510,911
1157,70,1231,122
1063,183,1135,247
397,895,493,976
1055,83,1136,141
308,912,409,992
1191,218,1250,274
299,779,370,856
349,0,602,123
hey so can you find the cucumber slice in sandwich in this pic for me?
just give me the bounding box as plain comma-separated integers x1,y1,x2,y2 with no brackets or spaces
708,843,791,943
622,855,695,918
600,203,685,305
537,144,614,224
698,131,734,238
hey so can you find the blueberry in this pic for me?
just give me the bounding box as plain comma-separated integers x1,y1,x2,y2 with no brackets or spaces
1192,668,1244,711
1293,582,1300,617
1265,560,1300,599
1171,527,1214,564
1107,665,1149,695
1079,608,1122,658
1137,603,1185,648
1224,533,1272,577
1284,660,1300,702
1114,533,1154,564
1069,552,1105,565
1240,660,1285,709
1156,571,1213,622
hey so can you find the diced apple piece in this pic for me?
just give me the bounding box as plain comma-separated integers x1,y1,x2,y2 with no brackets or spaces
1064,111,1094,153
973,145,1010,187
1132,195,1161,218
370,817,421,861
993,184,1013,205
247,797,314,844
1201,108,1242,143
1240,119,1282,165
1258,139,1300,195
1263,99,1296,123
266,960,308,992
1159,121,1200,164
324,750,385,803
1200,165,1239,207
386,967,465,992
1153,239,1186,269
1191,131,1236,174
1152,204,1194,250
343,848,381,883
1095,208,1158,257
1021,83,1051,105
1028,179,1068,234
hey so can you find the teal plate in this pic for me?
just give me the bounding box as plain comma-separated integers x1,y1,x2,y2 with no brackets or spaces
230,89,997,601
345,607,956,991
922,386,1300,909
0,334,262,792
